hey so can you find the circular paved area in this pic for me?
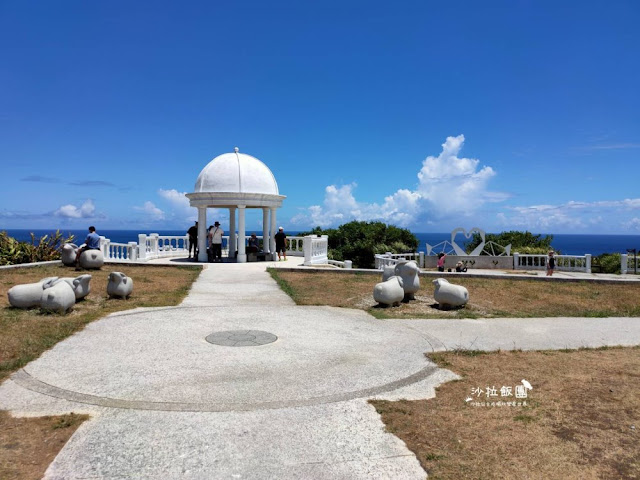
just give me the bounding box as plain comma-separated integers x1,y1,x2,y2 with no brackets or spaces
205,330,278,347
15,305,436,412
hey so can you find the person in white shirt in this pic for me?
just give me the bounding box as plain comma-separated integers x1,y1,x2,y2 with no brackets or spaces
208,221,224,262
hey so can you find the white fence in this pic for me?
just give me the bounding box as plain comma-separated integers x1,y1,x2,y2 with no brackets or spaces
621,253,640,274
374,252,425,269
99,234,323,263
375,251,594,273
514,253,591,273
303,235,329,266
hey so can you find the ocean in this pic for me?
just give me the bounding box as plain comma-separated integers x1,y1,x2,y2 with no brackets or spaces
3,229,639,256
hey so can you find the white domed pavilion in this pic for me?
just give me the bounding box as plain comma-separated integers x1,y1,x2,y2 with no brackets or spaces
185,148,286,262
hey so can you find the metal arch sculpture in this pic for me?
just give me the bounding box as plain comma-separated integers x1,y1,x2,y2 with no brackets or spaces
426,227,512,256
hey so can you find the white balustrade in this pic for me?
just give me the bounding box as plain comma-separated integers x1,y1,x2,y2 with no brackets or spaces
304,235,329,266
97,232,332,265
286,236,305,256
514,253,592,273
374,252,420,270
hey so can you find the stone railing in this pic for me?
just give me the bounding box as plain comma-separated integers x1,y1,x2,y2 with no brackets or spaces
328,259,353,269
100,237,138,262
621,254,640,275
287,236,305,256
223,235,305,258
374,252,425,269
303,235,329,266
136,234,190,261
100,233,316,263
514,253,592,273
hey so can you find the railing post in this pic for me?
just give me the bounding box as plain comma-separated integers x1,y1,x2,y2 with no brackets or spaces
138,234,147,260
100,236,109,259
419,252,424,268
150,233,159,257
303,235,312,266
621,254,628,274
128,242,138,261
585,254,591,274
513,253,519,269
344,260,352,269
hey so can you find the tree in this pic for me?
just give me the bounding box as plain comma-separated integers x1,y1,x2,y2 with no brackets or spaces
298,221,418,268
465,230,555,255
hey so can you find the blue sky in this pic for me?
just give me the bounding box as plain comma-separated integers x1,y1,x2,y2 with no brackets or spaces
1,0,639,234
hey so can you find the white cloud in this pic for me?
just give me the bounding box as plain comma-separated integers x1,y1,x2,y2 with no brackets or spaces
158,189,197,221
623,218,640,231
157,188,223,224
292,135,504,228
416,135,500,215
291,183,421,228
134,201,165,221
54,199,96,218
498,199,640,231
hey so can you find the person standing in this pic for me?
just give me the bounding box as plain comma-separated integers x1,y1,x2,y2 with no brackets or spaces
546,251,556,276
187,221,198,260
209,221,224,262
437,252,446,272
275,226,287,261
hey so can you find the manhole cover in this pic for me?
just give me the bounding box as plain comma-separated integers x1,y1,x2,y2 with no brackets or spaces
205,330,278,347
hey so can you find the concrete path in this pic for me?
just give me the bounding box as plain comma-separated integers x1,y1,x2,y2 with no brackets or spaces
1,258,640,479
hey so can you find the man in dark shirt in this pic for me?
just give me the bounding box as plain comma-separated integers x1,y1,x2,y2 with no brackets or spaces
275,226,287,261
187,221,198,259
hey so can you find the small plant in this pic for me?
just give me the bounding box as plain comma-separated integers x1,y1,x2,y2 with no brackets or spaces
0,230,75,265
513,414,536,424
51,413,86,430
425,452,445,461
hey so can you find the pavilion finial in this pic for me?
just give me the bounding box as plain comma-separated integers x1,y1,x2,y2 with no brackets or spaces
234,147,239,153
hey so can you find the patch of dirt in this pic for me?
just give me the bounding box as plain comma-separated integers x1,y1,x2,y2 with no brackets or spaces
0,411,88,480
371,347,640,479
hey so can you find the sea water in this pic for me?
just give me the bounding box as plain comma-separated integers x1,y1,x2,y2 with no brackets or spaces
3,229,639,257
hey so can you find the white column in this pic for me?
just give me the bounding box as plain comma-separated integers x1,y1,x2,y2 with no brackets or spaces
621,254,628,275
270,207,277,260
262,208,269,254
237,205,246,263
128,242,138,261
138,234,147,260
228,207,236,258
197,207,208,262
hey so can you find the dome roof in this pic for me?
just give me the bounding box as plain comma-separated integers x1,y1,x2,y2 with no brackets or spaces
194,148,279,195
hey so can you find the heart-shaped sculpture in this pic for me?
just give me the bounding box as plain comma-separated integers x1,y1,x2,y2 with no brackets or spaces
451,227,486,256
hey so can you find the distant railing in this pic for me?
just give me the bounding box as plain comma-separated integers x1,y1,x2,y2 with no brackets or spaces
621,253,640,275
100,233,316,262
514,253,591,273
374,252,425,270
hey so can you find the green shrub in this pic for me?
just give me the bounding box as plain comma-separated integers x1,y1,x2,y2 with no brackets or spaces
298,221,418,268
0,231,75,266
466,230,555,255
594,253,621,274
